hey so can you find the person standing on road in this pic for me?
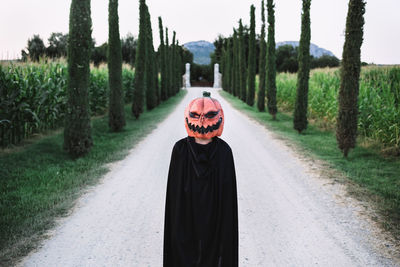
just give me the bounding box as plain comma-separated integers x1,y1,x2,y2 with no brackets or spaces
163,91,238,267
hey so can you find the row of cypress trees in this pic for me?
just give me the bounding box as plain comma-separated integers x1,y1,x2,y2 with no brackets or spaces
221,0,365,157
221,1,277,119
64,0,184,158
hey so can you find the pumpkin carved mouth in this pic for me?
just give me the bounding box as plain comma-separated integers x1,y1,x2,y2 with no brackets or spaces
185,117,223,134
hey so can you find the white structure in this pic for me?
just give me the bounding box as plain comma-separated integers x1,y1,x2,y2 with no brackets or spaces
213,63,222,88
183,63,191,88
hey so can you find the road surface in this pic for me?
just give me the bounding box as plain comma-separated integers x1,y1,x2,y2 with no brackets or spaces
21,87,397,266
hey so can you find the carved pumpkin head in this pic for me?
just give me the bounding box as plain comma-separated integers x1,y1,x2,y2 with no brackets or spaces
184,91,224,138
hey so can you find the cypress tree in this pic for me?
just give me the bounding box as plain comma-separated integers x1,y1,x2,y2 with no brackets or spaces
175,40,182,93
165,28,172,98
238,19,247,102
64,0,93,157
108,0,126,132
266,0,277,118
158,17,167,101
230,33,236,95
257,0,266,112
225,38,232,93
246,5,256,106
336,0,366,157
232,30,240,97
132,0,147,118
170,31,176,96
144,5,157,110
221,44,228,91
293,0,311,133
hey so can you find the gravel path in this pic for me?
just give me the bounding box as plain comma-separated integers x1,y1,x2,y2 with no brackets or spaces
21,87,397,266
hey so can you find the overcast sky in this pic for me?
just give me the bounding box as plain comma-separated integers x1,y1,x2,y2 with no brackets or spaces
0,0,399,64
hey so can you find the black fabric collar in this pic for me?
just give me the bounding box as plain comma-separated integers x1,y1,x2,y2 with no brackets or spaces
186,136,219,178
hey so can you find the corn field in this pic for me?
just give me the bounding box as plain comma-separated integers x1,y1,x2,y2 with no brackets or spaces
276,66,400,149
0,62,135,147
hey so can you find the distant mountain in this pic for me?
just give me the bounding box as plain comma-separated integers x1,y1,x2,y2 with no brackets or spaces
183,41,215,65
276,41,336,58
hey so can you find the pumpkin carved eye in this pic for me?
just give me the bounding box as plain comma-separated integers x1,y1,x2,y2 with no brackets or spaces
205,111,219,118
189,112,200,118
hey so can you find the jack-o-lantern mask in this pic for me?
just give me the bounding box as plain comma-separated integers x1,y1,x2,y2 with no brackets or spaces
184,91,224,139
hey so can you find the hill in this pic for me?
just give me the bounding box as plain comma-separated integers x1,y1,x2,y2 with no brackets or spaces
276,41,336,58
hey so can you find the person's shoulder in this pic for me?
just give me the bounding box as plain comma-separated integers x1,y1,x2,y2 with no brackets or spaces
172,137,189,154
216,137,233,154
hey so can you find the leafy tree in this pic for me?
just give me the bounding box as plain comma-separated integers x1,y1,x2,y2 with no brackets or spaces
27,35,46,61
92,42,108,66
238,19,247,102
311,55,340,68
293,0,311,133
257,0,266,112
275,45,298,73
64,0,93,157
158,17,168,101
46,32,68,58
132,0,147,118
121,33,137,66
336,0,366,157
266,0,277,118
246,5,256,106
108,0,125,131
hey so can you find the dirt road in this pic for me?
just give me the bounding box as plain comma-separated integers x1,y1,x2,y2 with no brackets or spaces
21,87,397,266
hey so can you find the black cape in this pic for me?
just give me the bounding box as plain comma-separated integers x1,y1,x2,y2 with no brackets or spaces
163,136,238,267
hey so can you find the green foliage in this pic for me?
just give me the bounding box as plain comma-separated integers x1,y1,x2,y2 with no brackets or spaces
132,0,147,118
257,0,266,112
121,33,137,66
336,0,366,157
238,19,247,102
246,5,256,106
91,42,108,67
276,45,298,73
311,55,340,69
122,67,135,102
108,0,126,132
266,0,277,117
190,63,213,84
46,32,68,58
27,35,46,61
64,0,93,157
293,0,311,133
89,68,109,115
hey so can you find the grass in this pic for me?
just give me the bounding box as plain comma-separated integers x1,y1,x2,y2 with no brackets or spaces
220,90,400,239
0,89,186,265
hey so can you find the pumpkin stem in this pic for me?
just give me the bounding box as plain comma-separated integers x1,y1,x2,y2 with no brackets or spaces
203,91,211,97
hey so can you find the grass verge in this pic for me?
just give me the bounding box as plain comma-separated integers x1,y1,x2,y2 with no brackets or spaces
220,90,400,239
0,90,186,265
